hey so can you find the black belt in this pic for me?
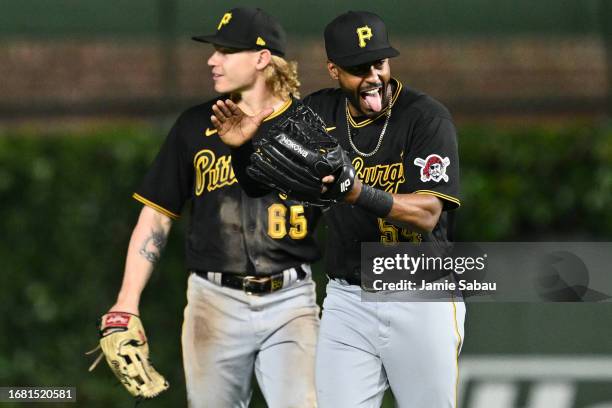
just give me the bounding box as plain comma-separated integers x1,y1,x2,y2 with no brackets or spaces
195,265,308,295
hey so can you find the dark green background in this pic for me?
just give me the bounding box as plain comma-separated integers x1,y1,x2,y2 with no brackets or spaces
2,124,612,406
0,0,603,38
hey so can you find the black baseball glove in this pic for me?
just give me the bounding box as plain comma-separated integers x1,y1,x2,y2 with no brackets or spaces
247,103,355,206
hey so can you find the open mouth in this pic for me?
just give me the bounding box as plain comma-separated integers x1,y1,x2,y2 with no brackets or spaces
359,86,383,113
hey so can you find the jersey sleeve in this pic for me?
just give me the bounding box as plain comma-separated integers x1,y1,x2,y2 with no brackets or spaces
404,115,460,210
133,119,192,219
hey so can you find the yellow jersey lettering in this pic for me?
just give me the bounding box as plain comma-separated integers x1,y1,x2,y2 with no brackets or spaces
378,219,422,244
267,203,308,240
194,150,215,196
289,205,307,239
267,203,287,239
353,157,405,193
194,149,237,195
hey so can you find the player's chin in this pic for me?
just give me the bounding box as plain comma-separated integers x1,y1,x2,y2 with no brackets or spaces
212,79,233,94
213,83,228,94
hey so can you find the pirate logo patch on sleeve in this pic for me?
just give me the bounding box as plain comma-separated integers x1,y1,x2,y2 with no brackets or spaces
414,154,450,183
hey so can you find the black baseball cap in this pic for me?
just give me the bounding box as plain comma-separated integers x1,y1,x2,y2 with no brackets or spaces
192,7,286,57
324,11,399,67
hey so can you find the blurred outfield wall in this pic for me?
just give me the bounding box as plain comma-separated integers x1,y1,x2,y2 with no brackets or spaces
1,0,611,119
0,0,604,37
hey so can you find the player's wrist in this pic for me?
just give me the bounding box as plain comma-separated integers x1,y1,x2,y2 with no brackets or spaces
353,183,394,217
343,178,362,204
110,298,140,316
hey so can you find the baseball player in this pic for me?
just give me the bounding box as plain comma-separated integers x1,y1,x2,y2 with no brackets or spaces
213,10,465,408
104,7,320,408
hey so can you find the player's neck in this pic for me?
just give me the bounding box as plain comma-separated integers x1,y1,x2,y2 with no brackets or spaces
237,79,286,117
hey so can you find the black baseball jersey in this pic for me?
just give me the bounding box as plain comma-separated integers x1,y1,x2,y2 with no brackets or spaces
133,97,322,275
303,78,460,281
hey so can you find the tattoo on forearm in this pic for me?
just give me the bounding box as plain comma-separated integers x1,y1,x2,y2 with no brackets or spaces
139,229,168,264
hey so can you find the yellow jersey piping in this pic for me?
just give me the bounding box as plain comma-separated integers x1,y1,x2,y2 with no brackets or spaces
414,190,461,207
451,294,463,408
132,193,180,220
264,99,292,122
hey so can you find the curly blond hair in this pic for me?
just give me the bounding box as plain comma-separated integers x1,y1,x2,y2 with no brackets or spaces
264,55,301,99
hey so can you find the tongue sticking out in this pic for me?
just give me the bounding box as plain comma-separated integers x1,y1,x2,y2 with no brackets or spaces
363,90,383,112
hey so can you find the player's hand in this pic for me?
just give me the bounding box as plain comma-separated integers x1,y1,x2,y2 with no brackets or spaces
321,175,334,193
211,99,273,148
321,175,362,203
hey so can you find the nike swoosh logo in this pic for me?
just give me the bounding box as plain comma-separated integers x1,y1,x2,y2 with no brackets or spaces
205,128,218,137
325,126,336,132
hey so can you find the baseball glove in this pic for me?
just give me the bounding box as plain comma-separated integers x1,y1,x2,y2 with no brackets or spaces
87,312,169,399
247,103,355,206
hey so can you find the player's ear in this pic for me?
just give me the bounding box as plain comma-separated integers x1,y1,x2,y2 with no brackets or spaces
327,61,339,80
255,49,272,70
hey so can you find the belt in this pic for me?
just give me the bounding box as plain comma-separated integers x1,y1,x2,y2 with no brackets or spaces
194,264,309,295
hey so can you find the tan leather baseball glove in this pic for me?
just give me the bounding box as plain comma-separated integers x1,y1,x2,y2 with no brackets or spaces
87,312,169,399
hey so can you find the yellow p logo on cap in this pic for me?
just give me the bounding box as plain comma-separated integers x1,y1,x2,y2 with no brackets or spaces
217,13,232,30
356,25,373,48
